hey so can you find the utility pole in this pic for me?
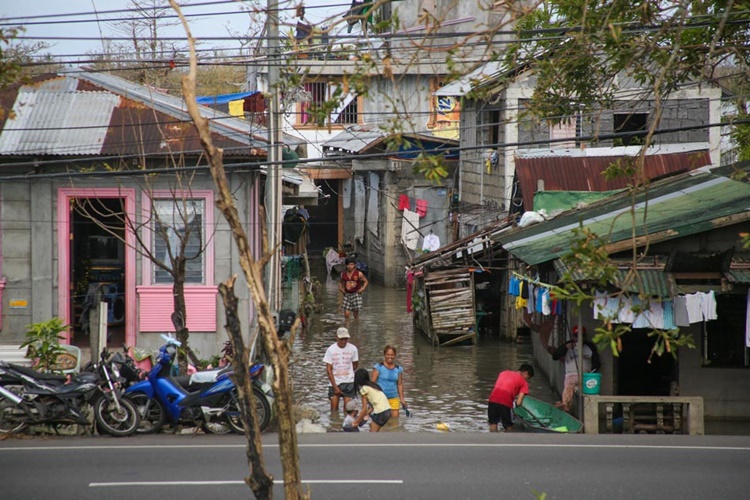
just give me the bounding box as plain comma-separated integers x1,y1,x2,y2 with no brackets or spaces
265,0,282,313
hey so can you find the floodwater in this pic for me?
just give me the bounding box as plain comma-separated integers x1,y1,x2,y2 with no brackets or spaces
288,274,559,433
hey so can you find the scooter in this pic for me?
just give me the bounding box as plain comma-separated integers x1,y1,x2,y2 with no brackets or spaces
124,335,273,434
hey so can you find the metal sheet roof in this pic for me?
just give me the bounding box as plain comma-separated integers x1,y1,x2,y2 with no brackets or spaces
515,145,712,211
0,89,119,155
496,161,750,265
0,71,305,160
322,125,384,154
434,61,505,97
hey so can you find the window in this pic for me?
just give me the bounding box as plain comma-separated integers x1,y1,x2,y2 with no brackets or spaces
549,115,581,148
427,78,444,129
704,293,750,368
152,199,205,284
298,81,361,127
613,113,648,146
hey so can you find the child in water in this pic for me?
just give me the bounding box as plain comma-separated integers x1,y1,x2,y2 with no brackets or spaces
352,368,391,432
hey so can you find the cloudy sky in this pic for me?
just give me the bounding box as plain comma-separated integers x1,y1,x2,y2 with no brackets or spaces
1,0,349,59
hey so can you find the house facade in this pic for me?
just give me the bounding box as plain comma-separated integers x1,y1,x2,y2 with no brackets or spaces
492,161,750,419
436,66,723,237
0,70,307,359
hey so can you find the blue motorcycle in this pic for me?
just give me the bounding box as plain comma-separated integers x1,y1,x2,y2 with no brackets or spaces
124,335,273,434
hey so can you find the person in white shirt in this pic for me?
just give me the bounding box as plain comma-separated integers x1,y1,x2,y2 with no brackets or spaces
552,326,596,413
324,327,359,412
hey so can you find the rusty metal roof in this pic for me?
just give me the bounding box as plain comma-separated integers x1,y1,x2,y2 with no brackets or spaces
0,71,304,160
514,145,712,211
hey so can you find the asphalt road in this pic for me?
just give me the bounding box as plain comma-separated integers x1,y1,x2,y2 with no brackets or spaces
1,432,749,500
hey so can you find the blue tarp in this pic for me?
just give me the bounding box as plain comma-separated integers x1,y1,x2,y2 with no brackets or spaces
196,91,259,105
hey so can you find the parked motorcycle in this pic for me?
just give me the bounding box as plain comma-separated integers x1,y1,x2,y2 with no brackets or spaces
0,349,140,437
125,335,273,435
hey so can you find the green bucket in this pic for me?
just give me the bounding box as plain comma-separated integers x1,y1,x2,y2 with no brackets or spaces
582,372,601,395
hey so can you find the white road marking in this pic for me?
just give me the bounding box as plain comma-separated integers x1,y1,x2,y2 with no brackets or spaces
90,479,403,487
2,443,750,452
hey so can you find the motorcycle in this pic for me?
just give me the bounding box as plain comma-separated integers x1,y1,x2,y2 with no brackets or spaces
0,349,140,437
124,335,274,435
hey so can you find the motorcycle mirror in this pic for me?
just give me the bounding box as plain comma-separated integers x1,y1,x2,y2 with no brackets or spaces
160,333,182,347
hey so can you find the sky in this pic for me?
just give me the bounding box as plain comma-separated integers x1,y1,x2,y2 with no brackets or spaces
1,0,351,60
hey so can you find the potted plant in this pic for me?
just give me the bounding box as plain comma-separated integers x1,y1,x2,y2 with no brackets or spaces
21,318,68,372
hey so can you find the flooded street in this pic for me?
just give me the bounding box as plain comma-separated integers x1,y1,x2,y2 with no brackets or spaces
288,273,558,433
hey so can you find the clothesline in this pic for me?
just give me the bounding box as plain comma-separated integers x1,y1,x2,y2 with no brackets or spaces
511,271,565,294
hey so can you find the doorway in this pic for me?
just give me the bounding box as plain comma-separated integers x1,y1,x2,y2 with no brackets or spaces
305,179,340,254
617,328,676,396
58,188,136,347
70,198,126,347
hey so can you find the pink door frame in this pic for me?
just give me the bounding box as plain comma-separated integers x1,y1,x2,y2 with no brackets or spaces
57,188,137,346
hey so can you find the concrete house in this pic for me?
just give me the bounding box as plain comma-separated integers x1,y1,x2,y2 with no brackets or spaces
0,70,308,359
436,62,723,237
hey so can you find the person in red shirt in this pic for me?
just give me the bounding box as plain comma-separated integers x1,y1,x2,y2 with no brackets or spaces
487,363,534,432
338,257,369,321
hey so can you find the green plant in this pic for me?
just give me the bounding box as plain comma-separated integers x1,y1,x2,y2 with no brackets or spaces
21,318,68,373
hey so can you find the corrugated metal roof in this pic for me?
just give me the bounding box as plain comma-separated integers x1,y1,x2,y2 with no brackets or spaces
0,71,305,159
552,259,673,296
515,146,712,211
322,125,384,154
725,270,750,284
496,161,750,265
434,61,505,97
0,89,119,155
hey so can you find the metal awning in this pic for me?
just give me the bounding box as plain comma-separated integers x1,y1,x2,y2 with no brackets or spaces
495,162,750,266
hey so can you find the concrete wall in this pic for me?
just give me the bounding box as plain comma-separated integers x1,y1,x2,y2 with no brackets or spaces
1,181,34,340
341,162,455,287
0,171,258,360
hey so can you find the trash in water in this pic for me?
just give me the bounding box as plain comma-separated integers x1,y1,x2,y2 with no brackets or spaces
436,422,450,431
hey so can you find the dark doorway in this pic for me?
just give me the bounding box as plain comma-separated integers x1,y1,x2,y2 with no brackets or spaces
70,198,126,347
617,329,676,396
304,179,339,254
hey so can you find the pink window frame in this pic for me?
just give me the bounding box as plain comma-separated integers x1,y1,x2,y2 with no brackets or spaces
57,188,137,345
137,190,217,333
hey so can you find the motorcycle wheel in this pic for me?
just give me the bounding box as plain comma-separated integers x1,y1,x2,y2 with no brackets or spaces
126,393,166,434
0,385,28,434
226,387,272,434
94,395,140,437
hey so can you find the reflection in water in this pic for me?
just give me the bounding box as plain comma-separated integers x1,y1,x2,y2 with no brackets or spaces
290,276,558,432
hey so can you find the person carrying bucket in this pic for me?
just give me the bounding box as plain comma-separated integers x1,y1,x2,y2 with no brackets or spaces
552,326,600,413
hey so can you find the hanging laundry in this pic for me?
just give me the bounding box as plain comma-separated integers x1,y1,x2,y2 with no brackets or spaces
701,290,718,321
406,270,414,313
618,296,635,324
663,299,676,330
416,199,428,217
508,276,520,296
398,194,410,210
673,295,689,327
526,282,536,314
422,232,441,252
685,293,704,324
515,281,528,310
541,288,551,316
401,209,420,250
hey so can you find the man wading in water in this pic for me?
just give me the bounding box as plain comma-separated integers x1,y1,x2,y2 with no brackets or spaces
339,256,368,322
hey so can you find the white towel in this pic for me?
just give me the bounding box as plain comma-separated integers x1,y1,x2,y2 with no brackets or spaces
401,209,420,250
